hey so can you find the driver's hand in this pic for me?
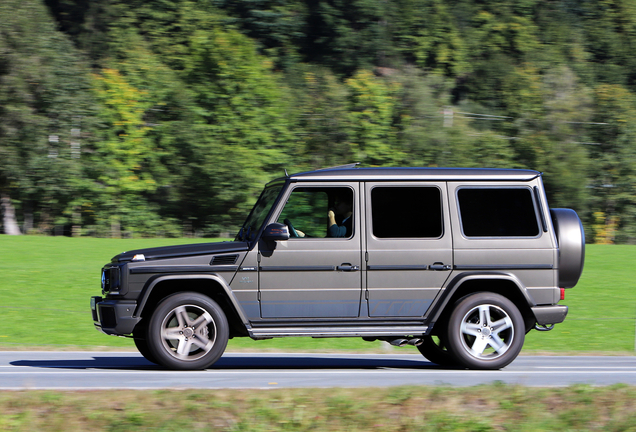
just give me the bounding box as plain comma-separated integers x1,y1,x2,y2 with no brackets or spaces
328,209,337,227
296,229,306,238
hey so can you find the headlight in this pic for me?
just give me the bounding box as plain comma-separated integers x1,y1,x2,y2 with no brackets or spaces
101,266,121,294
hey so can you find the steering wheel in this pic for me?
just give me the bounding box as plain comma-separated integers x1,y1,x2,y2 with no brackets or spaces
284,218,299,238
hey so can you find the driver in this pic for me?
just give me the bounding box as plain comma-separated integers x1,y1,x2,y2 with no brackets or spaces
327,193,353,238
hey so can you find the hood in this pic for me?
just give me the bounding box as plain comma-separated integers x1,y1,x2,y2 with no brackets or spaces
112,241,249,263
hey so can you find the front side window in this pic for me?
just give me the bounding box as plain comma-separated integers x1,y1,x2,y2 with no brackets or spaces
237,184,284,241
277,187,353,238
458,188,539,237
371,187,443,238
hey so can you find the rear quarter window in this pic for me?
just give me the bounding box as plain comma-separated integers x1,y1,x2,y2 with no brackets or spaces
457,188,539,237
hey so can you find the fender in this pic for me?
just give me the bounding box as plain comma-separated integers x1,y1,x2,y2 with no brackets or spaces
425,271,536,326
134,274,250,327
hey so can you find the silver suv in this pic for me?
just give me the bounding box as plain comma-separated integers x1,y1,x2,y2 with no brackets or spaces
91,165,585,370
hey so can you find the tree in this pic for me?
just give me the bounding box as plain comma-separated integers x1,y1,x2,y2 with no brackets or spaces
0,0,93,235
31,0,636,242
287,64,352,169
587,84,636,243
393,0,469,77
302,0,398,75
212,0,307,69
344,70,402,166
83,1,297,234
85,68,159,237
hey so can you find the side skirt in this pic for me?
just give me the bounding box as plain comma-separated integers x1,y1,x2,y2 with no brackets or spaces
248,325,429,339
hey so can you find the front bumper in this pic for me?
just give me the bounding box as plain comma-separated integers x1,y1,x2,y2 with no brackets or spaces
91,296,141,336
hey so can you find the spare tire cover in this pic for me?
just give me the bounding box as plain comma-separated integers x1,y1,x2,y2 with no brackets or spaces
550,208,585,288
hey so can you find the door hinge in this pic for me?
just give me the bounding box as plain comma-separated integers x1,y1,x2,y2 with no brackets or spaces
365,290,369,300
258,291,261,301
257,251,262,263
365,252,369,262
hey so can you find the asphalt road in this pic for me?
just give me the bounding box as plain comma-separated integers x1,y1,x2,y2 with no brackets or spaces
2,352,636,389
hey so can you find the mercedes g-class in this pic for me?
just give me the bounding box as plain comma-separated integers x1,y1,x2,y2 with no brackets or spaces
91,165,585,370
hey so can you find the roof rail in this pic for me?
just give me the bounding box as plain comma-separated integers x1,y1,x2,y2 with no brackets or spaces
316,163,360,171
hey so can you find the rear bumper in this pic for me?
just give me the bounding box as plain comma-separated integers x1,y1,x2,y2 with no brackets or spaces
531,305,568,325
91,296,141,336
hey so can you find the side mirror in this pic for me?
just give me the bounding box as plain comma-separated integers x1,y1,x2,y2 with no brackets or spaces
262,223,290,241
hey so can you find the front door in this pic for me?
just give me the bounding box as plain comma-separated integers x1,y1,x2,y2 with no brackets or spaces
364,182,453,317
259,182,363,318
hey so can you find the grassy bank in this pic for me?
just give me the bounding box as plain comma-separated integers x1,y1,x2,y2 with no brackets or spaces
2,385,636,431
523,244,636,354
0,235,635,353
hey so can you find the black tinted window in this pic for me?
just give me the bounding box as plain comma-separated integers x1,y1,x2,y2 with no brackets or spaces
371,187,442,238
458,188,539,237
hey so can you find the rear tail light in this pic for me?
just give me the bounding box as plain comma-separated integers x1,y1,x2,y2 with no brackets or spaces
560,288,565,301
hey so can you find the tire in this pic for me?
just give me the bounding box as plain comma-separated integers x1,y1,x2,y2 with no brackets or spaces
550,208,585,288
446,292,524,370
146,292,229,370
132,324,158,365
417,335,456,366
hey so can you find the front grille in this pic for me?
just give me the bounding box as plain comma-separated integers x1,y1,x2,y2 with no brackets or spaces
211,254,239,265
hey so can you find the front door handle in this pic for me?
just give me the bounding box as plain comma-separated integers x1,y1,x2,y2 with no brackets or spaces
429,263,452,271
337,264,360,272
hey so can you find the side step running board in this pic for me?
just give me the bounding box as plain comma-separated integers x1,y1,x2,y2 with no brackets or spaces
248,325,429,339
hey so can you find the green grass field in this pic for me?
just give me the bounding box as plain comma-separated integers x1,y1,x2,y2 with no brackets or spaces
524,244,636,354
2,385,636,431
0,235,634,354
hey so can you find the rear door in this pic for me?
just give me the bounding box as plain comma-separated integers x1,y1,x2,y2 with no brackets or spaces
364,182,453,317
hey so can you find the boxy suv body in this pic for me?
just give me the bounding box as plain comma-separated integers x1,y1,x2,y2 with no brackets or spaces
91,166,585,370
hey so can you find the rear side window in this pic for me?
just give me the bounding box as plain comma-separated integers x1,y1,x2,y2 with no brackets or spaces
458,188,539,237
371,187,442,238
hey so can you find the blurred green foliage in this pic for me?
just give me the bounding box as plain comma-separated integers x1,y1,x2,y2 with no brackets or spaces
2,0,636,241
276,188,339,238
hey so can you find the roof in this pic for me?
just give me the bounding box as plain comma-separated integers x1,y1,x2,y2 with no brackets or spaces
269,166,541,184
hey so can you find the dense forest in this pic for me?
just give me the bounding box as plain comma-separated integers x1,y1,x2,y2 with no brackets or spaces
1,0,636,242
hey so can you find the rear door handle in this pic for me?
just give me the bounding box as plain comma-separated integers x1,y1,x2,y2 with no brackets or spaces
429,263,451,271
337,264,360,272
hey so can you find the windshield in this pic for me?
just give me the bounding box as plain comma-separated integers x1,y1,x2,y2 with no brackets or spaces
236,184,284,242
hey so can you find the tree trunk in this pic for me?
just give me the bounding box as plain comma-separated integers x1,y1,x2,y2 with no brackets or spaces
1,194,22,235
72,211,81,237
23,202,33,234
111,217,121,239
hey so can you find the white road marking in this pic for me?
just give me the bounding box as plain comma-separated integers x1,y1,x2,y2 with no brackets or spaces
2,369,636,375
536,366,636,369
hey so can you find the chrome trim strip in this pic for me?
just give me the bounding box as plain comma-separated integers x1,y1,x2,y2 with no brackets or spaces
249,325,429,338
130,265,238,274
259,265,337,272
367,265,431,271
454,264,553,270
